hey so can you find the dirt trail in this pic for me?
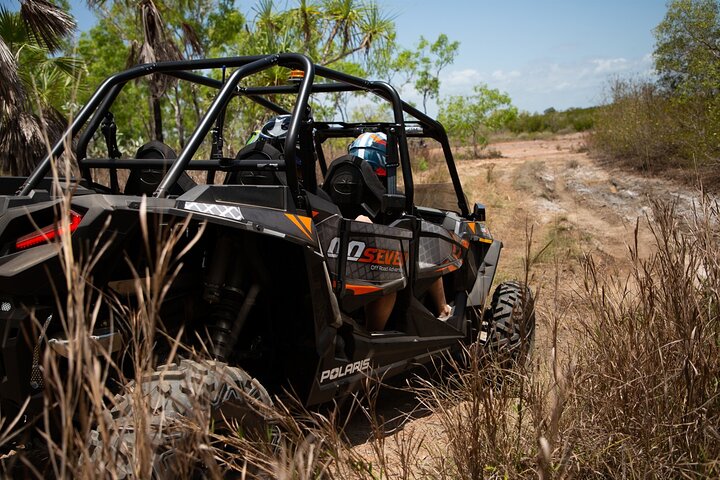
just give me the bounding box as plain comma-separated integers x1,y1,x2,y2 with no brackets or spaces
349,133,709,466
463,133,702,269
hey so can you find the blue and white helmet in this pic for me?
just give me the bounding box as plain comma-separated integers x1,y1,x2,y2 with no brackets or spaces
348,132,387,177
259,114,291,143
246,114,291,146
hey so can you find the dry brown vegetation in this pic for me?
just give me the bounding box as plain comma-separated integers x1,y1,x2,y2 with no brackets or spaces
1,135,719,478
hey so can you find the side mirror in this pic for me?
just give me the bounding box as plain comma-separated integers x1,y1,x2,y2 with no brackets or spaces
471,202,486,221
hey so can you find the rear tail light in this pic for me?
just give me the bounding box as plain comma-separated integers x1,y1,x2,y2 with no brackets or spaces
15,211,83,250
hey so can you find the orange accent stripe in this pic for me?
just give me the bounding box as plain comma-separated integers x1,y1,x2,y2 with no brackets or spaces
297,215,313,234
345,284,382,295
467,222,477,234
285,214,314,240
478,238,493,244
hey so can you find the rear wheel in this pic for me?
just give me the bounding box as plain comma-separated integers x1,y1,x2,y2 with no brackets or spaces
482,281,536,366
88,359,278,479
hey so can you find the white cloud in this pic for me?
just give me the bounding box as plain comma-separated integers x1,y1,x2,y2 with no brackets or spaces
491,69,522,81
443,68,484,87
591,57,629,73
434,54,655,112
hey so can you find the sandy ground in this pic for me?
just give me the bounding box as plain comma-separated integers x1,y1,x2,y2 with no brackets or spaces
347,132,710,467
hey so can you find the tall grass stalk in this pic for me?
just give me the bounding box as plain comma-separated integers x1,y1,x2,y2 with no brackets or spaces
569,198,720,477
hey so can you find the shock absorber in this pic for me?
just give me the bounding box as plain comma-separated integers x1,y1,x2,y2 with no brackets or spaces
203,234,259,362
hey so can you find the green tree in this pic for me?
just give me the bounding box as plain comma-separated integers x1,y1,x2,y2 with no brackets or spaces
89,0,194,142
0,3,80,175
654,0,720,95
439,84,516,157
415,33,459,113
79,0,398,147
653,0,720,161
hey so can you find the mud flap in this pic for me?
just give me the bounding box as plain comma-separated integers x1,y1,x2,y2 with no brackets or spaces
467,239,502,307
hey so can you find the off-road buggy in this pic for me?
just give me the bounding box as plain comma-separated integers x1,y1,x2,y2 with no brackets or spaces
0,53,535,474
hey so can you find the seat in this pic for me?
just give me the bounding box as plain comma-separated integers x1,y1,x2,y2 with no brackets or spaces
124,141,195,196
224,141,285,186
322,154,386,220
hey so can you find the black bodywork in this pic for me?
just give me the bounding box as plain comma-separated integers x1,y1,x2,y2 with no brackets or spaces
0,54,501,436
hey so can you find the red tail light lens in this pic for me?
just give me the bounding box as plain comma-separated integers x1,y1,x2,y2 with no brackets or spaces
15,211,83,250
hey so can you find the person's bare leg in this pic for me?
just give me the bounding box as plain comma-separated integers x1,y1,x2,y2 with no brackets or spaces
429,277,451,317
365,292,397,331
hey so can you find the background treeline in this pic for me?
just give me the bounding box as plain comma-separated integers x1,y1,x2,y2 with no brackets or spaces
0,0,595,176
508,106,595,135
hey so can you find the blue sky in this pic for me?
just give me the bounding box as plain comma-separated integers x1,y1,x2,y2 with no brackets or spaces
383,0,666,113
57,0,667,113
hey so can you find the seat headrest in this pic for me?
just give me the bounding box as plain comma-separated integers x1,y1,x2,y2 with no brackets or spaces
135,140,176,160
125,141,195,196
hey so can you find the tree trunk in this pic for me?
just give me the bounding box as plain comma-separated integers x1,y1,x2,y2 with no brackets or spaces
152,95,163,142
173,84,185,148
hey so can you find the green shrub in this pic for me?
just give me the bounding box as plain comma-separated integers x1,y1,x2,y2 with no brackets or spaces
590,78,720,170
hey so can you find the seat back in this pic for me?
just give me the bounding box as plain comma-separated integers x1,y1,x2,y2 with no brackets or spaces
322,154,386,219
225,141,285,185
124,141,195,196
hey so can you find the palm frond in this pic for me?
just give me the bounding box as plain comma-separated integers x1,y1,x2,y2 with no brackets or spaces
0,108,66,175
181,22,203,57
138,0,181,63
133,0,182,98
0,6,29,46
20,0,75,52
0,38,24,115
126,40,140,69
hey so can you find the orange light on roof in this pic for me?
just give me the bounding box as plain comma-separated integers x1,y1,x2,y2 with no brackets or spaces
289,70,305,82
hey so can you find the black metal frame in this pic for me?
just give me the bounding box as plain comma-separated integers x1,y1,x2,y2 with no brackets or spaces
17,53,470,216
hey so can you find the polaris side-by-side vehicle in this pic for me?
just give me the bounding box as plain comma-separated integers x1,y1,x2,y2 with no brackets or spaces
0,53,535,472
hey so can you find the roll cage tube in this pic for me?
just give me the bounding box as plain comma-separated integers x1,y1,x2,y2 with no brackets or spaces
77,83,124,181
17,53,468,216
17,72,125,196
16,55,284,197
154,53,314,200
235,77,469,215
153,55,277,198
281,55,316,205
399,101,470,217
314,65,414,211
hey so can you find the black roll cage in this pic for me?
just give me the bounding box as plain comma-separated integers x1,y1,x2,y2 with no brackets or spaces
16,53,469,216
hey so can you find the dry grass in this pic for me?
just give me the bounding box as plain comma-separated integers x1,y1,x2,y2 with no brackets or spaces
1,123,719,478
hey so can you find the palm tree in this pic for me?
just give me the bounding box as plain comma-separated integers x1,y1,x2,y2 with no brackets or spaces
321,0,394,67
126,0,182,142
0,2,78,175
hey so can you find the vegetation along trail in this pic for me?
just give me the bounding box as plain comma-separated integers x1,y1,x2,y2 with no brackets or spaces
348,132,712,470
